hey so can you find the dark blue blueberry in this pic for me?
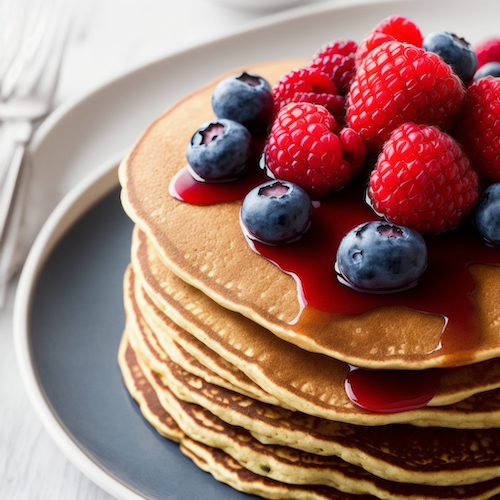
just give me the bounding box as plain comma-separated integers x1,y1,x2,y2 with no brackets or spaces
212,72,273,135
473,183,500,246
240,180,312,245
186,119,252,182
475,61,500,79
336,221,428,293
422,31,477,83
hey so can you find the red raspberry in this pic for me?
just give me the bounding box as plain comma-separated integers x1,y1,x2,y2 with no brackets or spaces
347,41,466,152
474,37,500,69
369,123,479,233
453,77,500,182
307,39,358,95
265,102,366,198
272,66,345,120
355,15,423,64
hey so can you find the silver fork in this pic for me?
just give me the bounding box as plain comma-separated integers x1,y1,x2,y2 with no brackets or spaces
0,0,71,306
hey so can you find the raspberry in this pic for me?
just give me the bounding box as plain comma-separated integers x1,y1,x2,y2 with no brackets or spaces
474,37,500,69
307,39,358,95
355,15,423,64
368,123,479,233
347,40,466,152
453,77,500,182
264,102,366,198
272,66,345,120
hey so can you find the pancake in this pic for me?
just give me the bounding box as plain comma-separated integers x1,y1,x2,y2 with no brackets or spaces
122,265,500,488
130,268,287,407
121,306,500,494
135,345,500,500
119,60,500,370
130,225,500,418
182,438,500,500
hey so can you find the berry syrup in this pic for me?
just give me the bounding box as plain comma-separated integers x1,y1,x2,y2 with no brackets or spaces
169,166,267,205
170,163,500,414
346,365,441,413
170,138,268,205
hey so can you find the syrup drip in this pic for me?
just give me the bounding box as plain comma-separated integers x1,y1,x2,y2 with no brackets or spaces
346,366,441,413
169,166,267,205
170,162,500,413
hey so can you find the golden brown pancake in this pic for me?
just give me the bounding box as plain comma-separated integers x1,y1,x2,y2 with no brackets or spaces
119,60,500,370
130,226,500,417
122,265,500,489
132,271,287,407
120,311,500,495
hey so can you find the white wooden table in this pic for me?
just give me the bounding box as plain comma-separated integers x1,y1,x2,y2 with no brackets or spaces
0,1,328,498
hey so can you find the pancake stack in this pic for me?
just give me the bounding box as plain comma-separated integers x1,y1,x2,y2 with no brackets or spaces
118,57,500,499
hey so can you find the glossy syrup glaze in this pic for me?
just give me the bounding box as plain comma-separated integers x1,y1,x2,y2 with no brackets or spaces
169,159,500,413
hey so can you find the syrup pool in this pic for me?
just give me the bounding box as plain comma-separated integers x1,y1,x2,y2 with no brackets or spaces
346,366,441,413
170,164,500,413
169,166,267,205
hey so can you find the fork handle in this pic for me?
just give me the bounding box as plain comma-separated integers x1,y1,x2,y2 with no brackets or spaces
0,120,32,248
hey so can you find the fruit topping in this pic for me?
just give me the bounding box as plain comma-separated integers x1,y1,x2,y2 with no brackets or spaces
473,183,500,246
355,15,423,64
186,119,252,182
474,36,500,69
347,40,466,152
212,72,273,135
264,102,365,198
368,123,479,233
422,31,477,84
240,180,312,245
453,77,500,182
271,66,345,120
307,39,358,95
475,61,500,79
335,221,427,293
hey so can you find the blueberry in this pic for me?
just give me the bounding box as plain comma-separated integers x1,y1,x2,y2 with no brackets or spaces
336,221,428,293
186,119,252,182
473,183,500,246
475,61,500,79
240,180,312,245
212,72,273,135
422,31,477,83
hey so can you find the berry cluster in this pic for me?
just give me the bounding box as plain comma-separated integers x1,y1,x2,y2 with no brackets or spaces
185,71,274,182
182,15,500,294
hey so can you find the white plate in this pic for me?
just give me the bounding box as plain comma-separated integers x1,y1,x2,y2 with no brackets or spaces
15,0,500,499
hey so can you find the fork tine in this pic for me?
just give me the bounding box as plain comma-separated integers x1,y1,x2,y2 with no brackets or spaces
0,0,45,99
26,3,72,101
0,0,28,81
0,0,70,101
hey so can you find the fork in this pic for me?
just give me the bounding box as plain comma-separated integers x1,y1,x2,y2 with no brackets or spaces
0,0,71,306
